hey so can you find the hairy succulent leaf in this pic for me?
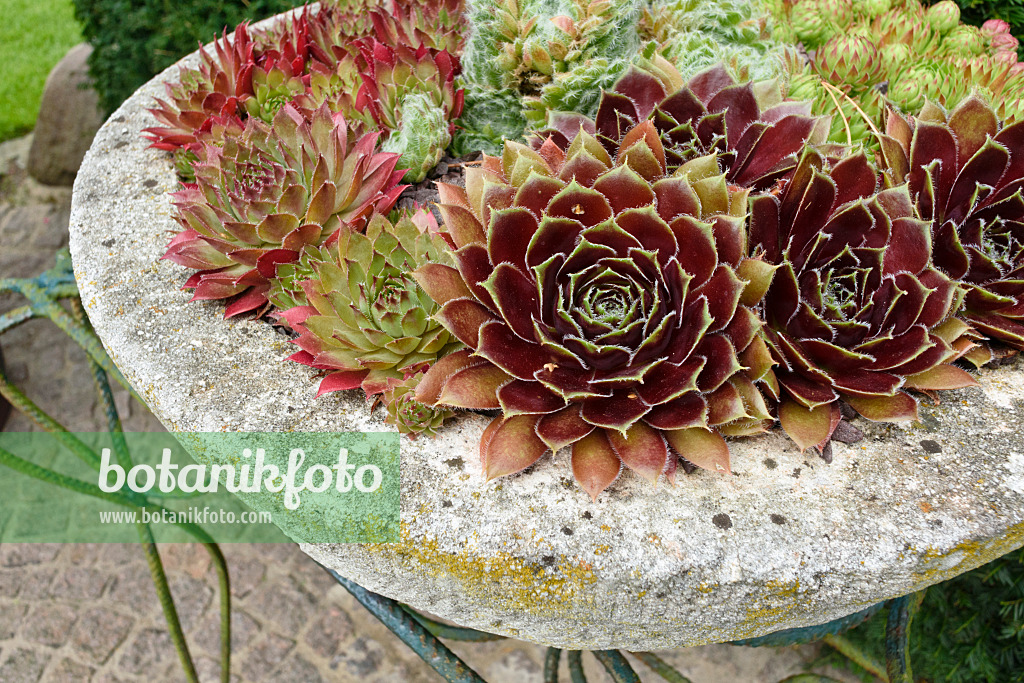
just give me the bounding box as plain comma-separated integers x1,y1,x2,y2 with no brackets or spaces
354,38,465,181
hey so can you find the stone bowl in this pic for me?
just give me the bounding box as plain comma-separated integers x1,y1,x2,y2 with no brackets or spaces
69,10,1024,650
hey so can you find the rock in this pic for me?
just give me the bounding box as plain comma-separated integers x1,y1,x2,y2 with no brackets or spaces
0,134,32,174
69,11,1024,651
28,44,106,186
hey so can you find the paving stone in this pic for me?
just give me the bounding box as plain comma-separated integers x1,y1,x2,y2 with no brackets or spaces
63,544,102,566
94,544,143,567
41,657,95,682
289,556,336,596
485,648,542,681
168,574,213,631
303,604,353,659
18,569,57,600
22,603,78,648
238,633,294,682
31,206,71,250
69,606,134,665
90,672,135,683
0,603,29,639
270,654,322,683
222,552,265,599
49,567,109,601
117,628,174,675
0,647,49,683
0,544,61,568
329,636,385,679
195,654,240,683
105,566,157,607
243,573,316,636
161,544,212,579
0,569,24,598
195,608,260,655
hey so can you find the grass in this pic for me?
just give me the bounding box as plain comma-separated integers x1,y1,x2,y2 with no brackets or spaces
0,0,83,143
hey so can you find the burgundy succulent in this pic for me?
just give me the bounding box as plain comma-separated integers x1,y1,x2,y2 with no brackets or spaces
413,132,776,499
750,147,978,451
532,62,830,192
163,104,405,317
143,24,256,152
879,97,1024,360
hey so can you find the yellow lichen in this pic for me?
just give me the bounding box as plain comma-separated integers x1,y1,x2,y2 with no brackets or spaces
915,521,1024,585
364,531,599,618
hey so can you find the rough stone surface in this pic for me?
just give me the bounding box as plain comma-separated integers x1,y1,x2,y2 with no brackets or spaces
0,94,860,681
27,43,107,186
68,10,1024,651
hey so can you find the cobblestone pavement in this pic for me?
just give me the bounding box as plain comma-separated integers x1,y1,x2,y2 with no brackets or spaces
0,135,862,682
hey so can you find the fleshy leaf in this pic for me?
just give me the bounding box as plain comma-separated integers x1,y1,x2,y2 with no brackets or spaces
663,427,730,474
571,431,622,501
843,392,919,422
483,415,549,480
607,422,669,484
903,365,979,391
778,399,836,452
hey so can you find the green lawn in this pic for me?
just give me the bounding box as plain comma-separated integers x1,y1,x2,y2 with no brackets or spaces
0,0,83,142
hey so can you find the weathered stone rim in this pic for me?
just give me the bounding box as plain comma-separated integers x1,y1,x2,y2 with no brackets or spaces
69,7,1024,650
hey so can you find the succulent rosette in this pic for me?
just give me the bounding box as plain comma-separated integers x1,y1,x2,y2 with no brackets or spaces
750,147,977,451
533,62,830,193
370,0,467,54
355,39,463,130
873,7,932,53
304,3,375,65
244,14,316,123
143,24,256,151
280,210,463,397
292,54,374,129
814,35,881,90
924,0,959,36
941,24,987,57
790,2,832,48
879,97,1024,356
412,132,777,499
379,370,456,438
354,37,465,181
163,104,406,317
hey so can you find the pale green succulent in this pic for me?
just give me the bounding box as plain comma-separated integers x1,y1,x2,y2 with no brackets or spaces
790,2,833,47
458,0,642,136
379,372,455,438
644,0,788,81
451,85,526,156
282,210,464,398
853,0,890,19
381,92,450,183
925,0,960,36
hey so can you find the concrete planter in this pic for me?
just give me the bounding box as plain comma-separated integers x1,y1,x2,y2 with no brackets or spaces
69,10,1024,650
